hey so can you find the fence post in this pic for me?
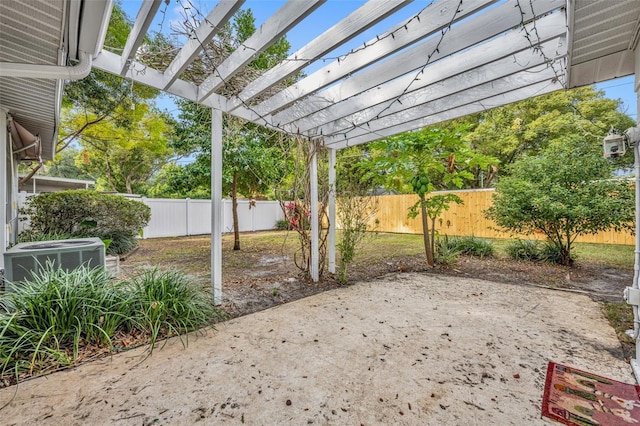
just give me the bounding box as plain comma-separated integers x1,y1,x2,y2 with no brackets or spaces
185,198,190,236
141,197,148,239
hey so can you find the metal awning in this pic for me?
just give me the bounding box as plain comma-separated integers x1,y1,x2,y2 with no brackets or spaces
8,115,41,161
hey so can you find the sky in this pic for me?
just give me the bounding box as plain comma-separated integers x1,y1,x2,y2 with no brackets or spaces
118,0,638,125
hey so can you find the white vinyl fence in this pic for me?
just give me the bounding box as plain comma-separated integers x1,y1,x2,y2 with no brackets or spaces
141,198,284,238
17,193,284,239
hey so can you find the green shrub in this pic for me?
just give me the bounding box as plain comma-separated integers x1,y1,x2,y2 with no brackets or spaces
505,239,542,261
127,269,226,351
19,190,150,255
17,231,73,244
0,265,224,381
451,236,494,258
435,236,461,266
275,219,291,230
540,242,573,265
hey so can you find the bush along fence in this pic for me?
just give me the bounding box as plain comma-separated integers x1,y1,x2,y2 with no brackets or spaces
18,193,284,239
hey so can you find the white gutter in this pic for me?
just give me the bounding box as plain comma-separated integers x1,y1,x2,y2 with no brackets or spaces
0,51,92,80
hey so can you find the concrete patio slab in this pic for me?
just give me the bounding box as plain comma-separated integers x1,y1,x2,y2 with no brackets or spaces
0,273,633,425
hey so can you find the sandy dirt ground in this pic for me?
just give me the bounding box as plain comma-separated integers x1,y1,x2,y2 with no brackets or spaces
0,273,634,425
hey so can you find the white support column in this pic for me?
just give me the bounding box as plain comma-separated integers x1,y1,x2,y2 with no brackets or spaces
0,111,7,271
211,109,223,304
310,142,319,282
630,47,640,382
328,148,336,274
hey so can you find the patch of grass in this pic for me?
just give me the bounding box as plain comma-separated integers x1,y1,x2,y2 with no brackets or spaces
604,302,635,360
572,243,634,269
132,232,635,275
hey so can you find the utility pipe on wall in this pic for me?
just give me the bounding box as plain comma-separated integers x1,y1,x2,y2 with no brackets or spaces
0,51,92,80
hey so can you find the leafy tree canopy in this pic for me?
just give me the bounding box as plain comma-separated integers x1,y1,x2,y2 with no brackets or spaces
485,135,634,266
460,86,635,185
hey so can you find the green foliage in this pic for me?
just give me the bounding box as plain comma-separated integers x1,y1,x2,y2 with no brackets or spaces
365,126,497,267
336,191,379,284
505,239,543,261
19,190,150,255
434,236,461,266
449,236,494,258
126,269,226,353
275,219,291,230
486,136,634,266
148,9,293,200
1,265,223,381
462,86,636,185
539,241,569,265
72,106,176,194
42,149,92,180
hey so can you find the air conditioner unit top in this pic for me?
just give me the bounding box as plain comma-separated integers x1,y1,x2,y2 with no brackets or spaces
4,238,106,285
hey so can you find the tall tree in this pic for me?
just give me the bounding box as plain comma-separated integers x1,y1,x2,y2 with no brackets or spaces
20,3,162,185
73,105,175,194
149,8,293,250
365,126,497,266
462,86,635,186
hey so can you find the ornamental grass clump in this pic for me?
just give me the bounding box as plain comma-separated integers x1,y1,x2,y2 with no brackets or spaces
127,268,226,352
0,265,223,385
450,236,495,258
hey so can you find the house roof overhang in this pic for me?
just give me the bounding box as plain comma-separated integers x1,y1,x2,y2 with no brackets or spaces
0,0,112,161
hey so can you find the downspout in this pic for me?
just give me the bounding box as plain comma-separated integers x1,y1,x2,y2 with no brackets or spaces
0,51,92,80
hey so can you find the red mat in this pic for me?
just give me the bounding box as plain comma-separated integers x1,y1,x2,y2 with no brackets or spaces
542,361,640,425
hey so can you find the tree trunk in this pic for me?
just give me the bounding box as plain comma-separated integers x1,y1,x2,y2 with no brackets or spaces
232,169,240,251
420,196,434,267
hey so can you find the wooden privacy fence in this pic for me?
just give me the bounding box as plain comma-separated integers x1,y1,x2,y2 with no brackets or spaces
367,189,635,246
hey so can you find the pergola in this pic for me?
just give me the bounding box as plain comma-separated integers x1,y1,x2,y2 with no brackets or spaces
89,0,640,295
2,0,640,373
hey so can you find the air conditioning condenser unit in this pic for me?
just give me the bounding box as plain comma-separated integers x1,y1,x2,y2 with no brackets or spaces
3,238,105,287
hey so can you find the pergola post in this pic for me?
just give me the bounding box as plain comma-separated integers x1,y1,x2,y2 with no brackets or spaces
211,108,223,304
0,111,7,271
310,141,319,282
328,148,336,274
629,46,640,382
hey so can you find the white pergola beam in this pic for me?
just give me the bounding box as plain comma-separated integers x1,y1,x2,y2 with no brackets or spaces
197,0,326,103
328,79,562,149
211,108,223,304
254,0,498,117
120,0,163,76
298,21,566,136
274,0,564,130
227,0,414,110
94,50,260,122
313,36,565,139
323,65,559,145
162,0,245,90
